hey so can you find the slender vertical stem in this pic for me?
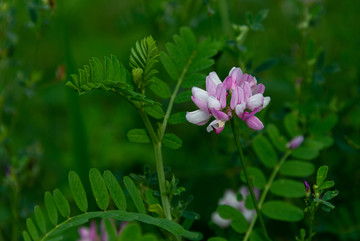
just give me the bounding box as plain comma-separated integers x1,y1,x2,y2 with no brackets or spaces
243,150,292,241
139,110,172,220
230,118,267,236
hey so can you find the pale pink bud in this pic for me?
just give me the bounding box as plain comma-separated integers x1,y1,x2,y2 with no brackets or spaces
287,135,304,149
245,116,264,130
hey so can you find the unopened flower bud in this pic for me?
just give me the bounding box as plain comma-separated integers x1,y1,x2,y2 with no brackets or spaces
303,180,311,198
287,135,304,149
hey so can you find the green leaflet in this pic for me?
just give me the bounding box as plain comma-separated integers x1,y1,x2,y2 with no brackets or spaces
123,176,147,214
127,129,151,143
175,90,192,103
240,166,266,189
53,189,70,218
103,171,127,211
68,171,88,212
168,112,187,125
144,105,164,119
316,165,328,187
26,218,39,241
34,205,46,233
22,231,32,241
163,133,182,149
252,135,278,168
279,160,315,177
149,77,171,99
270,179,305,198
89,168,109,211
44,192,58,226
249,229,272,241
262,201,304,222
104,218,117,241
291,146,318,160
217,205,248,233
267,123,287,152
284,113,301,138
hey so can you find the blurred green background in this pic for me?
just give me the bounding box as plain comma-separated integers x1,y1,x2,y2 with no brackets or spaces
1,0,359,240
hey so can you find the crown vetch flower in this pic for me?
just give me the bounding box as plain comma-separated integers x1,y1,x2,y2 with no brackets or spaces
186,67,270,133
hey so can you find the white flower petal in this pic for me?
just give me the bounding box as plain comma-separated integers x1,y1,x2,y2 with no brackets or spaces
263,96,271,109
186,110,210,125
192,87,208,102
208,96,221,110
247,93,264,111
209,72,222,87
235,103,246,116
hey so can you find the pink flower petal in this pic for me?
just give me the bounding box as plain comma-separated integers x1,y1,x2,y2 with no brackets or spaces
211,108,229,121
246,116,264,130
215,84,227,108
208,96,221,110
243,82,252,103
252,83,265,95
191,96,209,113
206,72,221,96
192,87,208,101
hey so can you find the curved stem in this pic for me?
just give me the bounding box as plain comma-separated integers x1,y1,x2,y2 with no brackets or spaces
243,150,292,241
230,118,267,237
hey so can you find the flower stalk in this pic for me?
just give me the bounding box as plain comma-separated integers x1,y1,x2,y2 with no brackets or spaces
230,117,268,237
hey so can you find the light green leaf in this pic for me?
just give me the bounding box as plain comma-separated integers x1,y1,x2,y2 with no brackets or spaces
252,135,278,168
123,176,146,214
103,171,127,211
26,218,39,241
322,190,339,201
22,231,32,241
127,129,151,144
267,124,287,152
144,105,164,119
163,133,182,149
217,205,248,233
319,180,334,190
175,90,192,103
240,167,266,189
316,165,328,187
262,201,304,222
68,171,88,212
284,113,301,138
44,192,58,226
291,147,318,160
119,223,142,241
168,112,187,125
270,179,305,198
90,57,104,83
89,168,109,211
279,161,315,177
53,189,70,218
34,205,46,233
149,77,171,99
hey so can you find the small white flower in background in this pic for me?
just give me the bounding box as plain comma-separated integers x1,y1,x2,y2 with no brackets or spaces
211,186,260,228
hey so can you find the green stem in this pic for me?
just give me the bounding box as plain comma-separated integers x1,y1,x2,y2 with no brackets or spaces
243,150,292,241
230,118,267,237
139,110,172,220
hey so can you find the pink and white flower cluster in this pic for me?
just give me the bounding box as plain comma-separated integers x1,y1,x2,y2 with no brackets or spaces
186,67,270,134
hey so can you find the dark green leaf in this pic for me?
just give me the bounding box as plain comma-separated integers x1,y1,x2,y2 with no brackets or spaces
240,167,266,189
104,218,117,241
262,201,304,222
68,171,88,212
26,218,39,241
163,133,182,149
175,90,192,103
250,228,272,241
267,124,287,152
166,42,184,69
149,77,171,99
279,161,315,177
270,179,305,198
127,129,151,144
208,238,228,241
217,205,248,233
90,57,104,83
180,27,197,52
160,52,179,80
291,147,318,160
168,112,187,125
123,176,147,214
44,192,58,226
144,105,164,119
34,205,46,233
182,73,207,88
284,113,301,138
252,135,278,168
254,58,278,74
188,58,214,74
119,222,142,241
89,168,109,210
53,189,70,218
316,166,328,187
255,9,269,23
103,171,127,211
